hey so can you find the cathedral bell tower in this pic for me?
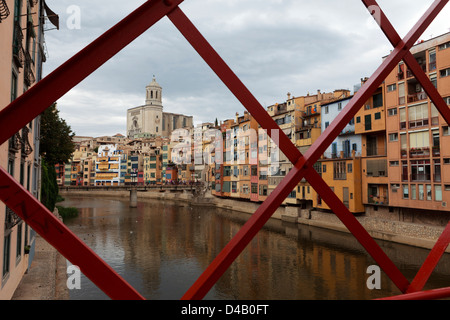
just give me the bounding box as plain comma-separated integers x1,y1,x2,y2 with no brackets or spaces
146,77,163,107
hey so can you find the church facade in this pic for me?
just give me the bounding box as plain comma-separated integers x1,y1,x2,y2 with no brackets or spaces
127,78,194,139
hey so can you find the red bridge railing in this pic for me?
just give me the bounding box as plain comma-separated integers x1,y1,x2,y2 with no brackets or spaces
1,0,449,300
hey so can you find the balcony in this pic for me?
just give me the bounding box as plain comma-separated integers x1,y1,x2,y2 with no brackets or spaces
411,173,431,182
408,118,429,129
0,0,10,22
408,92,428,103
406,63,427,78
12,22,25,68
368,195,389,206
432,146,440,157
409,147,430,158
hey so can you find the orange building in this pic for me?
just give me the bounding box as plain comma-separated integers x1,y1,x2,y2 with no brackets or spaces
384,32,450,213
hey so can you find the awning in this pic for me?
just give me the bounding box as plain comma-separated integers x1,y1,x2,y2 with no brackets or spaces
44,1,59,30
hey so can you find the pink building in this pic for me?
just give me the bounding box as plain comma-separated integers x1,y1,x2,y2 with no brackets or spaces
0,0,59,299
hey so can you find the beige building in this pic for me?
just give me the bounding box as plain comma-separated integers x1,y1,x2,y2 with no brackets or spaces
0,0,57,299
127,77,194,139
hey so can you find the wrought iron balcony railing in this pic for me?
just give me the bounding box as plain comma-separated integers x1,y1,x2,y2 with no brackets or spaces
0,0,10,22
12,22,25,68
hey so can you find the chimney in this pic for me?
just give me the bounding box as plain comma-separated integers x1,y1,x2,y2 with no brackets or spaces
317,90,322,100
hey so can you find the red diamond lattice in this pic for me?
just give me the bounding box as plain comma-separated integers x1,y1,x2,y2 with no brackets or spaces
0,0,449,300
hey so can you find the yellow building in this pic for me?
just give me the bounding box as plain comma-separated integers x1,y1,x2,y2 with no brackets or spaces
313,157,365,214
294,90,352,207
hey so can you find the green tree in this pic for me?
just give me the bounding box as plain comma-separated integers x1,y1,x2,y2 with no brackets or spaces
40,103,75,211
41,157,58,212
40,103,75,166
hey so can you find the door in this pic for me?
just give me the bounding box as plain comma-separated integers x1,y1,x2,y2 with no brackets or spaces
343,187,350,209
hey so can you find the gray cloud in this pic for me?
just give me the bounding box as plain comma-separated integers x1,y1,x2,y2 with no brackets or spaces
43,0,450,137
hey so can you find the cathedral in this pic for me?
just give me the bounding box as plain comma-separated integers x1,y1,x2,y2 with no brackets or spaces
127,77,194,139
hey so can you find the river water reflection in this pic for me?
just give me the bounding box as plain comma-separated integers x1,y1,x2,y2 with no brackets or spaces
60,196,450,300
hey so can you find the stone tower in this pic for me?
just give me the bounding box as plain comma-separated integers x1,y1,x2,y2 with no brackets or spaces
144,77,163,135
145,77,163,107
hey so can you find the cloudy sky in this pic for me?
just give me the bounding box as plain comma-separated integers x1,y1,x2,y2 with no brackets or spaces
42,0,450,137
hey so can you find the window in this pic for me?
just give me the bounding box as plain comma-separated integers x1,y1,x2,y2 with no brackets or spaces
443,126,450,136
333,161,347,180
11,71,18,102
389,133,398,142
390,161,400,166
259,184,267,196
338,102,342,111
325,121,330,129
411,184,417,200
3,233,11,278
408,103,429,128
399,108,406,129
411,160,431,181
426,184,432,201
439,41,450,50
429,50,436,71
356,117,361,123
409,131,430,149
403,185,409,199
387,84,397,92
435,185,442,201
374,112,381,120
324,106,329,114
388,108,397,116
440,68,450,78
347,163,353,173
418,184,424,200
373,93,383,108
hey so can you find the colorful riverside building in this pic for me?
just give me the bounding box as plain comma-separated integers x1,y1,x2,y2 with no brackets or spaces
383,32,450,216
355,81,390,213
95,145,126,186
0,0,58,299
314,95,365,214
266,100,297,204
293,90,352,208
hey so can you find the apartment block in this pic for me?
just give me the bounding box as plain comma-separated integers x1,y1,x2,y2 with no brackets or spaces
384,32,450,213
95,145,126,186
315,96,365,214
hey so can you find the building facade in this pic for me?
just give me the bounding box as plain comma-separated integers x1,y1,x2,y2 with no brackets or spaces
0,0,57,299
127,77,194,139
385,32,450,213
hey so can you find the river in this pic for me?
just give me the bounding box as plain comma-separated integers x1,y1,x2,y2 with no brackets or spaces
59,195,450,300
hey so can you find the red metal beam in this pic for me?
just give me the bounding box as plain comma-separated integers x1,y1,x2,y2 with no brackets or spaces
168,6,410,299
363,0,450,298
362,0,450,126
0,167,145,300
0,0,189,300
0,0,447,301
378,286,450,301
407,222,450,293
0,0,184,146
172,0,448,299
